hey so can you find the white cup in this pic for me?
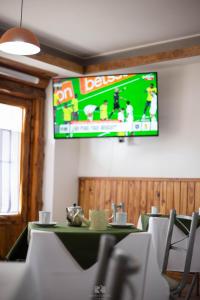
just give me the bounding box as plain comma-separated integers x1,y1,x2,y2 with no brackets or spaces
198,208,200,215
39,211,51,224
116,212,127,225
151,206,159,214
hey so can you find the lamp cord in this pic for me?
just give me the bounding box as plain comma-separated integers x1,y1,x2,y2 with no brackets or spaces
20,0,24,28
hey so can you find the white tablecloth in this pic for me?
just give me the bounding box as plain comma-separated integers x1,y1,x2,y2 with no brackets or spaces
0,231,169,300
138,215,200,272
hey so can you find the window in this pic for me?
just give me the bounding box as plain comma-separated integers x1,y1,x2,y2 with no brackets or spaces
0,104,23,214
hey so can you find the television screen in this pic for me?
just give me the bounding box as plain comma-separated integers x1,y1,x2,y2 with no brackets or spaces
53,72,158,139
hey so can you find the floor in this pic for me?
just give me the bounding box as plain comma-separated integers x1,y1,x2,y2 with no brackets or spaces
177,283,200,299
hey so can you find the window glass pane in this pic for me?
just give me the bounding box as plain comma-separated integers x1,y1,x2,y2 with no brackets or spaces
0,104,22,132
0,103,23,214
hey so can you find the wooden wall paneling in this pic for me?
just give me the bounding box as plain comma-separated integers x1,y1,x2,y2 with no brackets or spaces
94,179,101,210
110,180,117,204
154,181,162,212
99,179,106,210
187,182,195,215
128,181,135,223
116,180,123,204
180,182,188,215
83,179,90,218
194,182,200,211
140,181,147,214
147,181,154,214
104,179,111,211
133,180,141,224
174,181,181,214
166,182,174,213
122,180,129,219
78,178,200,226
161,181,167,214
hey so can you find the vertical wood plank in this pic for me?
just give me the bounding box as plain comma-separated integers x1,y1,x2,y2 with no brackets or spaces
122,180,129,215
94,179,101,210
140,181,147,214
166,182,174,213
180,182,188,215
154,181,162,212
195,182,200,212
174,181,181,214
128,180,135,224
99,179,105,209
83,179,91,217
187,182,195,215
104,180,112,211
160,180,167,214
133,181,141,224
147,181,154,213
110,180,117,204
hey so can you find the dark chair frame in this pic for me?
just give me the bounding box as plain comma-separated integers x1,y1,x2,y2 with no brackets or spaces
161,210,199,299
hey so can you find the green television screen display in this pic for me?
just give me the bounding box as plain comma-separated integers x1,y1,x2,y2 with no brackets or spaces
53,72,158,139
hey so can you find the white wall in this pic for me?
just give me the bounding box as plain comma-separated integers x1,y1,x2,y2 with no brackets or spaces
78,62,200,178
52,139,80,221
43,61,200,221
42,81,55,213
43,82,80,222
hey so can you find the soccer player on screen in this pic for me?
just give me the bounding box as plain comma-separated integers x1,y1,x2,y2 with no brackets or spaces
100,100,108,120
150,92,157,122
126,101,134,123
109,88,122,118
62,104,73,124
83,105,98,121
118,108,125,122
71,93,79,121
142,83,157,120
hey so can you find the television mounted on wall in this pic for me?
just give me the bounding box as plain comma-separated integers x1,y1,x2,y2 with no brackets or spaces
53,72,158,139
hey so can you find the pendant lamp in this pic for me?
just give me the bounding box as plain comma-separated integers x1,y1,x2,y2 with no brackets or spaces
0,0,40,55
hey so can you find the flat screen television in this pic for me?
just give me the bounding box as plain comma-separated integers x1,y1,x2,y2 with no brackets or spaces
53,72,158,139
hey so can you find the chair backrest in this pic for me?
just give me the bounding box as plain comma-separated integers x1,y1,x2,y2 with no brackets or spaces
161,208,176,274
91,234,116,300
105,248,139,300
175,212,198,294
161,210,199,295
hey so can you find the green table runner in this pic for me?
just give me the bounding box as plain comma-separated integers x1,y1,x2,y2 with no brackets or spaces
7,223,142,269
6,226,28,261
141,214,200,235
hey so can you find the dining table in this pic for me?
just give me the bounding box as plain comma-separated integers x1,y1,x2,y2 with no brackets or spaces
3,221,170,300
137,213,200,272
7,222,142,269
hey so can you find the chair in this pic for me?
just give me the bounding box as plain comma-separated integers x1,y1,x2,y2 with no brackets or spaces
91,234,140,300
161,210,199,299
91,234,116,300
161,208,176,274
105,248,140,300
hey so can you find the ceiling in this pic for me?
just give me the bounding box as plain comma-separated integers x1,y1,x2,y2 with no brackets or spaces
0,0,200,59
0,0,200,77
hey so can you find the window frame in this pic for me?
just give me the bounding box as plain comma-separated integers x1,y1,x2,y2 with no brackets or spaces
0,94,32,224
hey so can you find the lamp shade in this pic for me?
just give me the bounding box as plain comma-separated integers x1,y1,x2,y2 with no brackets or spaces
0,27,40,55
